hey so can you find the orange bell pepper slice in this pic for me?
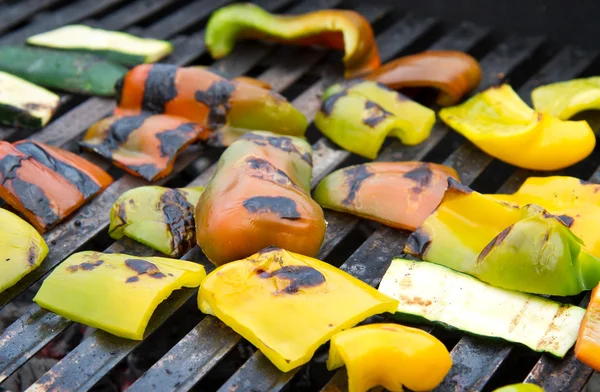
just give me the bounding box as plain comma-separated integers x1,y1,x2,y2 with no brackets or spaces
576,284,600,371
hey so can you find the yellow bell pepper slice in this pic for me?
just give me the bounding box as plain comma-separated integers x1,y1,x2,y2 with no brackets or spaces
0,208,48,293
327,323,452,392
439,84,595,170
198,247,398,372
34,251,206,340
532,77,600,120
493,383,545,392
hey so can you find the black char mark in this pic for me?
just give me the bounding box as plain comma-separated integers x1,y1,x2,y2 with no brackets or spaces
557,214,575,228
320,92,346,117
80,114,150,158
447,177,472,194
194,80,236,129
404,164,434,194
16,142,100,198
477,225,513,263
257,265,325,294
363,101,394,128
125,258,166,281
160,189,196,256
66,259,104,272
258,245,283,255
342,165,374,205
242,133,312,165
128,163,160,181
243,196,301,219
114,76,124,106
142,64,178,114
28,247,37,266
247,158,300,190
156,122,199,158
405,228,432,256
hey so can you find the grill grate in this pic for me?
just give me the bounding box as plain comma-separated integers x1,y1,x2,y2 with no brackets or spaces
0,0,598,391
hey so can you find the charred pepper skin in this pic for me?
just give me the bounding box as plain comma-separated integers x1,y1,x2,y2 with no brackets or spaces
314,162,458,231
195,131,326,266
575,284,600,371
205,3,380,78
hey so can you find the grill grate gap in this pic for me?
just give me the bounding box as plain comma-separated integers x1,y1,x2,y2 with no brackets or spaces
485,347,543,391
134,0,200,28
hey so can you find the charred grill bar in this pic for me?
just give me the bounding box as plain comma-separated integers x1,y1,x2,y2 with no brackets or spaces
0,0,597,391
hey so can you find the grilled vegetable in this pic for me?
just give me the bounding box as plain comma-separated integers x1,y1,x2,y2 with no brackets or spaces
0,71,60,128
489,176,600,258
80,114,207,181
315,80,435,159
405,179,600,296
191,66,272,89
0,209,48,294
195,131,325,266
0,141,113,232
114,64,307,145
575,283,600,371
34,251,206,340
531,77,600,120
493,384,544,392
27,25,173,66
314,162,458,231
205,3,379,78
0,46,127,96
439,84,595,170
109,186,204,257
364,50,482,106
327,324,452,392
198,247,398,372
379,258,585,358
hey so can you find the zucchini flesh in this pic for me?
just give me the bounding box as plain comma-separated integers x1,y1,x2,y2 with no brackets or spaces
0,46,128,96
0,71,60,128
27,25,173,67
378,258,585,358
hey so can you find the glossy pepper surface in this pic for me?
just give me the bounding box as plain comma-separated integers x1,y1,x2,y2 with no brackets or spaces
364,50,482,106
532,77,600,119
114,64,307,145
327,324,452,392
439,84,595,170
489,176,600,258
109,186,204,257
195,131,325,265
575,284,600,371
81,114,206,181
405,179,600,296
0,209,48,293
493,384,545,392
315,80,436,159
314,162,458,231
198,247,398,372
205,3,379,78
34,251,206,340
0,140,113,232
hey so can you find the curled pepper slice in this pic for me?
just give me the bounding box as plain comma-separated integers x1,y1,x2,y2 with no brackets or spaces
405,179,600,296
439,84,595,170
493,384,544,392
80,114,207,181
198,247,398,372
34,251,206,340
195,131,325,266
114,64,307,144
205,3,379,78
532,77,600,119
327,324,452,392
575,283,600,371
314,162,458,231
0,140,113,232
315,80,435,159
109,186,204,257
364,50,482,106
0,208,48,293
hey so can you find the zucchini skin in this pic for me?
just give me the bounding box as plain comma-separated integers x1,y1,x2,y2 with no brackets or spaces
0,104,44,129
0,46,128,96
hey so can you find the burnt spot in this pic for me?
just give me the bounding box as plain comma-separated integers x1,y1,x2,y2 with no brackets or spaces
160,189,196,256
257,265,326,294
398,294,432,307
403,165,434,189
341,165,374,205
243,196,301,219
28,247,37,266
447,177,472,194
363,101,393,128
405,228,432,256
142,64,178,114
114,76,124,106
80,114,150,158
557,214,575,227
23,103,51,111
8,172,58,227
258,246,283,255
128,163,161,181
125,259,166,279
126,276,140,283
246,158,299,190
241,133,312,165
194,80,236,129
320,92,346,116
156,123,199,158
477,225,513,263
66,259,104,272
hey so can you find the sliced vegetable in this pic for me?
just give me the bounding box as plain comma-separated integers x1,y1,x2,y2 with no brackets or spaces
575,284,600,371
379,258,585,358
0,140,113,232
80,114,207,181
315,80,435,159
109,185,204,257
0,71,60,128
314,162,458,231
205,3,379,78
364,50,482,106
114,64,307,145
327,324,452,392
0,209,48,294
195,131,325,266
0,46,127,96
493,384,545,392
27,24,173,66
35,251,205,339
439,84,595,170
198,247,398,372
405,179,600,296
532,77,600,120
